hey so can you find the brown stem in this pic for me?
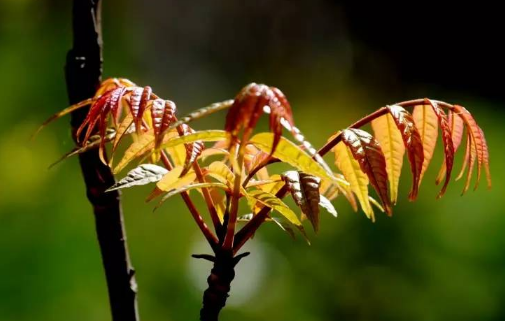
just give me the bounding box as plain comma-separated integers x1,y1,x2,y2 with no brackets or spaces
196,251,250,321
65,1,139,320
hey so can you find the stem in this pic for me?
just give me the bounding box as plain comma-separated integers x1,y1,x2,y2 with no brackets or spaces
222,144,245,250
65,1,139,320
193,162,222,233
159,152,219,249
196,250,250,321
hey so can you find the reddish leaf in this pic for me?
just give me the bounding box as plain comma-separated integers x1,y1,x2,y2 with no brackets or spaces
453,105,485,192
225,83,294,154
479,127,491,189
424,100,455,198
386,105,424,201
340,128,392,215
151,99,176,148
282,171,321,232
435,110,464,186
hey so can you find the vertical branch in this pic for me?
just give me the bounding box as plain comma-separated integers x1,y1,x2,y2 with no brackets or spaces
65,1,139,320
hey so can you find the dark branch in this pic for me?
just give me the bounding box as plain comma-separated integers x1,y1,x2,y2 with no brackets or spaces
65,1,139,320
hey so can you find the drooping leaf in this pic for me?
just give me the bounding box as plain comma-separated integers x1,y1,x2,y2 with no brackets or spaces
435,110,465,185
250,132,346,186
282,171,321,232
479,127,491,189
452,105,485,192
423,100,455,198
106,164,168,192
371,113,405,204
334,140,374,220
412,104,439,184
456,134,471,181
340,129,391,215
386,105,424,200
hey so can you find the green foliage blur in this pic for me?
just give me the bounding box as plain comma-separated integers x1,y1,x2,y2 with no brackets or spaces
1,1,504,320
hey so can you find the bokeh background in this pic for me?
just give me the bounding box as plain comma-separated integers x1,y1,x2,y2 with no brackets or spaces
1,1,504,321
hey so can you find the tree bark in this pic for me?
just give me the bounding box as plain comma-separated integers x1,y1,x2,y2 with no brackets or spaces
197,251,249,321
65,1,139,320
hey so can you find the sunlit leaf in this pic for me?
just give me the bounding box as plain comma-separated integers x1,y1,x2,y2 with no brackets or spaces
334,140,374,220
453,105,485,192
250,133,346,186
340,129,391,215
245,189,303,228
206,161,235,187
106,164,168,192
387,105,424,200
412,104,439,184
371,113,405,204
423,100,455,198
114,130,156,174
146,166,196,201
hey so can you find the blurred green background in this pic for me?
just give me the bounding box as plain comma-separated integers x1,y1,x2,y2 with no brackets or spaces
1,1,504,320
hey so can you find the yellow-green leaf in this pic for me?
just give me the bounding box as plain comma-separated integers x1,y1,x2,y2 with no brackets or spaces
334,141,374,220
250,132,346,187
245,189,302,227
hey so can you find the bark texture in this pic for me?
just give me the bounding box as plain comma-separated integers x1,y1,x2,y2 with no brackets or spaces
65,1,139,320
